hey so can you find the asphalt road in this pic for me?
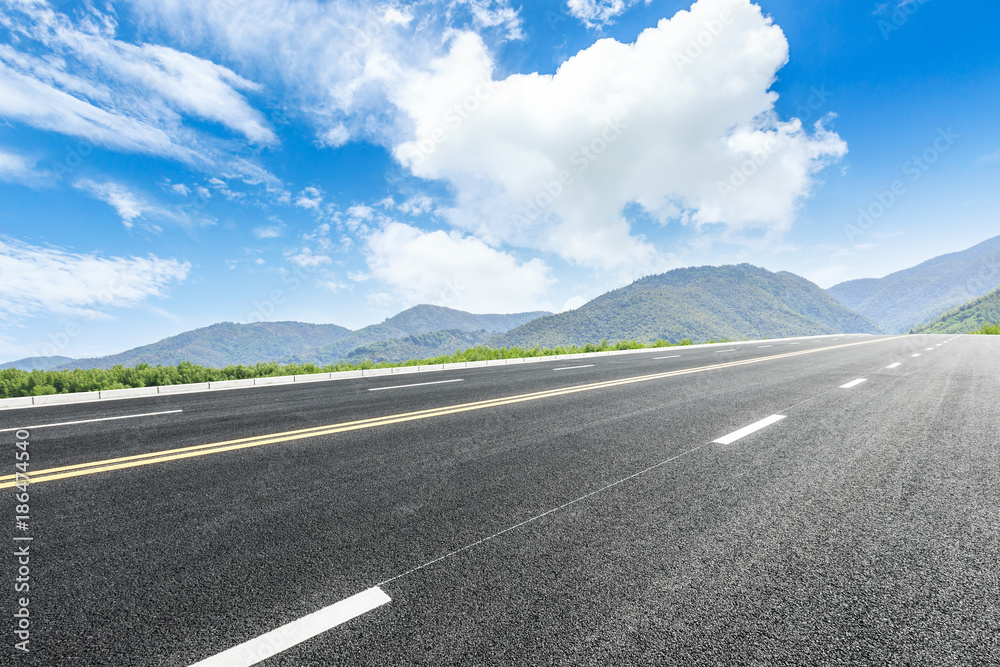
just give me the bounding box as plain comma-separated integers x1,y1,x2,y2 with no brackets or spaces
3,334,999,665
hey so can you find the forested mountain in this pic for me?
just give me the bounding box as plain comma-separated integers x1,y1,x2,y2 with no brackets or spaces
1,305,550,370
52,322,352,370
491,264,880,348
827,234,1000,333
290,305,550,364
911,287,1000,334
337,330,495,364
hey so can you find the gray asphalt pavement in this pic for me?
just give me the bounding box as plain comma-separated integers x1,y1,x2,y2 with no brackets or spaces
3,334,998,665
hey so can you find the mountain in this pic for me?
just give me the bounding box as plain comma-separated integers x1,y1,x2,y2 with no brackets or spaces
55,321,351,370
337,330,495,365
293,304,550,364
911,287,1000,334
0,356,75,371
2,305,550,371
490,264,880,348
827,234,1000,333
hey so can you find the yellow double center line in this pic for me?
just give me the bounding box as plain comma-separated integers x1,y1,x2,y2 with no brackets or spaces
0,337,898,489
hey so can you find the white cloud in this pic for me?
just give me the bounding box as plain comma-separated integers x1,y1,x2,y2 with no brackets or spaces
206,177,245,201
0,237,190,317
0,146,48,185
363,221,554,312
285,221,336,267
295,186,323,210
397,195,434,216
0,60,192,162
253,221,285,238
319,124,351,147
286,249,331,268
170,183,190,196
382,8,413,26
73,180,147,227
567,0,649,28
347,204,374,220
74,179,208,228
392,0,847,271
452,0,524,38
129,0,523,147
0,1,279,185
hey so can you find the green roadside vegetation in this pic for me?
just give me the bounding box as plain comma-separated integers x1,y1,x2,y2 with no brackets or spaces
973,322,1000,335
910,286,1000,334
0,337,733,399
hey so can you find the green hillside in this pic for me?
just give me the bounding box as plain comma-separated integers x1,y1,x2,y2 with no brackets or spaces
55,321,351,370
828,234,1000,333
911,287,1000,334
294,304,550,364
337,330,495,364
0,305,552,371
490,264,880,348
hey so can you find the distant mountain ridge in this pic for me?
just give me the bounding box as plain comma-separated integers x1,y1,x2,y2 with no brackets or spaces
0,356,74,371
491,264,880,348
56,321,352,371
911,287,1000,334
290,305,551,365
1,305,551,371
827,234,1000,333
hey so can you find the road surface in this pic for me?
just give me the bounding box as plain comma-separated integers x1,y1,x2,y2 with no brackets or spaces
3,334,998,665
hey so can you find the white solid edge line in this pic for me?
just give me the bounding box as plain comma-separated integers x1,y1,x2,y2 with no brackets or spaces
0,409,183,433
713,414,786,445
189,587,391,667
886,363,902,369
840,378,867,389
368,379,464,392
654,355,681,360
553,365,595,371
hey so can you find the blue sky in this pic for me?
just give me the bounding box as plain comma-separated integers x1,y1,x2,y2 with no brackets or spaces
0,0,997,361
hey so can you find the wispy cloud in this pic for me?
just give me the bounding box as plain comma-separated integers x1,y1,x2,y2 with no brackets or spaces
0,236,190,317
0,1,278,185
253,219,285,238
295,186,323,210
129,0,522,147
0,145,49,185
566,0,650,28
976,147,1000,165
74,179,211,229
